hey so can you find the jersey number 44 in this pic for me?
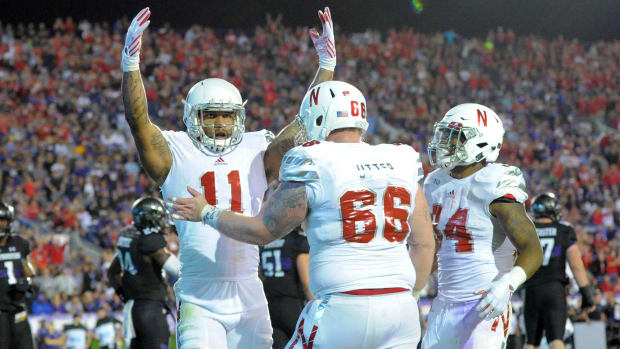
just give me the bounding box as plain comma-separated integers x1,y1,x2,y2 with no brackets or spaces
432,205,473,253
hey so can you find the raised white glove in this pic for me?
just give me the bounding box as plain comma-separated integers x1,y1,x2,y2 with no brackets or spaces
475,266,526,320
122,7,151,72
309,7,336,71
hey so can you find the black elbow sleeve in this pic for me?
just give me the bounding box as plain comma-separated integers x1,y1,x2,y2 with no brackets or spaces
579,285,595,309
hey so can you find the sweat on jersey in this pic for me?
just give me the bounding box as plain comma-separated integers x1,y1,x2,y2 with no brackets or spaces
279,141,424,298
160,129,273,314
423,163,528,303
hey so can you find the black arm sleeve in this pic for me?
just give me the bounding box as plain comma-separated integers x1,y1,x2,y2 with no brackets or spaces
580,285,595,309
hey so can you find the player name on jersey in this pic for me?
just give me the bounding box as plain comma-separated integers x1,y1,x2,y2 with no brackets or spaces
0,252,21,261
536,227,557,237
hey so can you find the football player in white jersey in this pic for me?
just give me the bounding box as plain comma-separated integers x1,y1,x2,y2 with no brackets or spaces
169,80,436,349
120,6,338,349
421,103,543,349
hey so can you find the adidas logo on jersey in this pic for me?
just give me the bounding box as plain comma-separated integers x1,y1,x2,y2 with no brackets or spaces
214,157,227,166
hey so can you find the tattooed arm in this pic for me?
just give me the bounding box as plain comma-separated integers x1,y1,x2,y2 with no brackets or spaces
408,184,436,290
168,182,308,245
215,181,307,245
122,71,172,185
490,201,543,277
262,67,334,184
262,6,337,183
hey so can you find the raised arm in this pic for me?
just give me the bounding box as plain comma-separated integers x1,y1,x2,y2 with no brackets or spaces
121,8,172,185
169,181,307,245
407,184,435,292
263,7,336,183
306,7,336,90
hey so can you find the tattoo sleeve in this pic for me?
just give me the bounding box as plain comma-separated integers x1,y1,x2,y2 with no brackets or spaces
216,181,308,245
490,201,543,278
121,71,172,185
264,122,300,183
308,67,334,90
263,67,334,183
122,71,148,132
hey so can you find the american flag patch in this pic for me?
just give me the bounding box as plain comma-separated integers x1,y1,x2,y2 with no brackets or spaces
337,110,348,117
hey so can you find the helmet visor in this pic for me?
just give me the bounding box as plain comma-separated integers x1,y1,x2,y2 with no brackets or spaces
428,122,477,168
185,102,245,153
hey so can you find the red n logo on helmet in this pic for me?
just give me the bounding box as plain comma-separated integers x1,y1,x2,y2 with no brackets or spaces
310,87,320,107
477,109,487,127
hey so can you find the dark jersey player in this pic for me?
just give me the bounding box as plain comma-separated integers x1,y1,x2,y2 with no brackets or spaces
0,202,36,349
108,196,180,349
260,227,312,349
523,192,594,349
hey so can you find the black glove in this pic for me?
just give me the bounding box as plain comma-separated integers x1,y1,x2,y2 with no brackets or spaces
580,285,595,309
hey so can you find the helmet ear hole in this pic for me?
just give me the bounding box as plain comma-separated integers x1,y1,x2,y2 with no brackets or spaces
316,115,323,127
329,89,335,98
477,142,488,148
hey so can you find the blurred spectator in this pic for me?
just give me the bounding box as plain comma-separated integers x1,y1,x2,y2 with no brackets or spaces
53,268,76,296
94,308,122,349
589,289,606,321
42,321,63,349
65,294,84,315
31,294,52,315
62,313,92,349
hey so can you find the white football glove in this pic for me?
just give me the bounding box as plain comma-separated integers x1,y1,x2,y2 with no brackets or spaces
309,7,336,71
122,7,151,72
475,266,526,320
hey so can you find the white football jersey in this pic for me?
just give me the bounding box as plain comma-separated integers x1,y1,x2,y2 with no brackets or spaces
161,129,272,312
423,163,527,302
279,141,424,298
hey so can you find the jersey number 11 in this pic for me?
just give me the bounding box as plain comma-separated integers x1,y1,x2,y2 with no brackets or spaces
201,170,243,213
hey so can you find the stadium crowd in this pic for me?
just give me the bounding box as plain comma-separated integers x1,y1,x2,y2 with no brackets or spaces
0,14,618,345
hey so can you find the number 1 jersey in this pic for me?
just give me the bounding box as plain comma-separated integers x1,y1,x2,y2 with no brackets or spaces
279,141,424,298
423,163,528,302
161,130,272,312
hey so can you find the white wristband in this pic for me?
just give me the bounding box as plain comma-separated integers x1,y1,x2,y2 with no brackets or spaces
200,204,223,228
319,61,336,71
162,253,180,280
121,49,140,72
508,266,527,290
